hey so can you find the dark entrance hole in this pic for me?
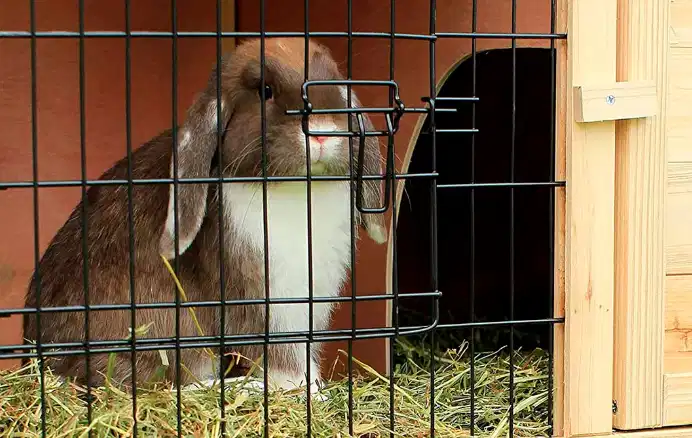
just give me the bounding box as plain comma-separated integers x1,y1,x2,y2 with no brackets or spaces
396,48,556,352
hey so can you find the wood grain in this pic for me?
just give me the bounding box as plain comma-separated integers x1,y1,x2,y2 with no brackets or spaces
612,0,670,429
574,425,692,437
666,1,692,278
666,162,692,274
552,0,568,434
666,192,692,275
665,275,692,374
664,373,692,426
562,0,617,434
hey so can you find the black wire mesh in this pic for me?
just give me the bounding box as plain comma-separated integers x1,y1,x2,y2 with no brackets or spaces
0,0,566,436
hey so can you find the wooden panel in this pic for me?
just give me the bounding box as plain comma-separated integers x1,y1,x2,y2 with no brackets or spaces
591,426,692,437
573,81,657,122
666,334,692,355
612,0,669,429
667,1,692,279
665,275,692,374
665,277,692,429
612,427,692,437
669,142,692,163
666,165,692,276
553,0,568,435
669,162,692,194
562,0,616,435
667,353,692,374
666,48,692,160
670,0,692,48
664,373,692,426
666,190,692,275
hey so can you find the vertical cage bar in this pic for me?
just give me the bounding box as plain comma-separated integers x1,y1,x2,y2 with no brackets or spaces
215,0,227,434
29,0,47,435
77,1,93,433
509,0,518,435
170,1,183,435
302,1,315,433
124,0,138,435
469,0,478,432
346,0,356,435
259,1,271,436
428,0,438,437
388,1,399,437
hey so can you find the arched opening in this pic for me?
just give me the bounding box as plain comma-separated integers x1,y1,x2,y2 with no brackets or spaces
395,48,556,352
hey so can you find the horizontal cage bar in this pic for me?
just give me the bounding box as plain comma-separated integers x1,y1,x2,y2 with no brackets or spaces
0,31,567,40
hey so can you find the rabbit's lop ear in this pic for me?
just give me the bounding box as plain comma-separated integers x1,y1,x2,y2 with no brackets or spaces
160,64,231,260
348,90,388,246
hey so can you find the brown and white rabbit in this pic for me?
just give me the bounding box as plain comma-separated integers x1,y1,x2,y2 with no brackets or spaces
22,38,387,393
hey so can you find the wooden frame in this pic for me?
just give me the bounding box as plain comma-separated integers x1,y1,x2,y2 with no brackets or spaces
556,425,692,437
558,0,687,435
612,0,669,430
559,0,617,435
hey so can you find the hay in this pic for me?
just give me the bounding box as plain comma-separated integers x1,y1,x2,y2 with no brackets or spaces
0,338,551,437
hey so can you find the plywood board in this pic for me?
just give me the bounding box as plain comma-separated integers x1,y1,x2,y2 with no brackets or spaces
666,191,692,275
599,426,692,437
670,0,692,48
553,0,568,435
562,0,617,434
666,4,692,277
612,0,669,429
665,275,692,374
665,48,692,161
664,373,692,426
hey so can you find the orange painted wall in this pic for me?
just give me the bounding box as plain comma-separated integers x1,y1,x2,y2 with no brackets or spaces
0,0,552,376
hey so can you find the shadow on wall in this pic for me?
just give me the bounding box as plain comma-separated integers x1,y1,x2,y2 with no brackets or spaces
396,48,556,352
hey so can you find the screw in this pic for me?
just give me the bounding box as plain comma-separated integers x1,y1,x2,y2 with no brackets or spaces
606,95,616,105
612,400,618,414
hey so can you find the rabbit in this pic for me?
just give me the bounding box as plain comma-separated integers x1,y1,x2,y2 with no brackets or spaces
22,37,388,394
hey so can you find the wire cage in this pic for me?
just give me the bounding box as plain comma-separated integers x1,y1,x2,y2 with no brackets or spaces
0,0,566,436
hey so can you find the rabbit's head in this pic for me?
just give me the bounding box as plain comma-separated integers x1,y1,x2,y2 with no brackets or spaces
159,38,387,259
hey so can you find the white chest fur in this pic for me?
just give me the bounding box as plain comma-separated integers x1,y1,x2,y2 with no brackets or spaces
224,181,354,334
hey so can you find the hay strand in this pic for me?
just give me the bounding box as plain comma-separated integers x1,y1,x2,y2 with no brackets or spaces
0,338,551,437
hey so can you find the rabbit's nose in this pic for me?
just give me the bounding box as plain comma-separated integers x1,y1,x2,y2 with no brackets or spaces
309,136,328,161
310,142,324,161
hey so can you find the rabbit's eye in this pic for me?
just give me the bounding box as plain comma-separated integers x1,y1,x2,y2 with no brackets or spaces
259,85,273,101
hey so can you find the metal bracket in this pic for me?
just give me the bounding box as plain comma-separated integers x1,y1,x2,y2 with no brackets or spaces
291,79,406,214
354,111,396,214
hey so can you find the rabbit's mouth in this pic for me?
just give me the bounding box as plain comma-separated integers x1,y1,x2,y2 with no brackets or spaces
307,161,328,175
296,158,342,177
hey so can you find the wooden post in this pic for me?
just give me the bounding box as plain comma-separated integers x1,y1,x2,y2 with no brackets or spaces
562,0,617,435
612,0,669,430
552,0,568,435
